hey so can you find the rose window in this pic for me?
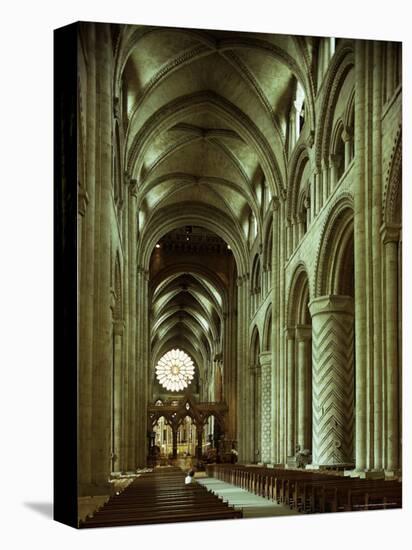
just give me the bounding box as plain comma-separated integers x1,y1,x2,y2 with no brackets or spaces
155,349,195,392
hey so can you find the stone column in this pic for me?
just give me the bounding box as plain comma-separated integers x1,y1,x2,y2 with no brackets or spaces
135,267,149,468
197,425,203,459
310,174,316,222
126,180,138,470
385,43,395,102
111,320,124,473
172,429,178,459
309,296,355,466
295,325,312,451
285,328,296,458
292,218,299,251
236,275,249,463
91,24,113,491
342,128,352,171
314,169,321,217
286,219,292,259
259,351,272,463
271,198,280,463
354,40,368,472
278,196,287,464
297,214,305,243
381,225,401,473
330,153,342,189
78,23,96,496
372,43,384,472
254,361,262,462
321,158,329,206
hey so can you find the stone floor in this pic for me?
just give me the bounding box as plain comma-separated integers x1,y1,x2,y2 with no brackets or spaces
197,477,299,518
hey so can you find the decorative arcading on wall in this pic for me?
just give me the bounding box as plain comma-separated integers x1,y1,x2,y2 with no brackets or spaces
310,296,354,466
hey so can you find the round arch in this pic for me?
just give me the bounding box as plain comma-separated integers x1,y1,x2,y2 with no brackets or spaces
314,194,354,297
287,262,311,325
140,203,249,276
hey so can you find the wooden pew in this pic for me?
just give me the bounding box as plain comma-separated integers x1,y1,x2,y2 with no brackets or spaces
206,464,402,515
80,468,242,528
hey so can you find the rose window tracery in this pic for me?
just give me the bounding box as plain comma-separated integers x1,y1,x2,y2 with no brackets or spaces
155,349,195,392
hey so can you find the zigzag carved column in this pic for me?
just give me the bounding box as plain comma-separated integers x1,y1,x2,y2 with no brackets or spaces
309,296,355,466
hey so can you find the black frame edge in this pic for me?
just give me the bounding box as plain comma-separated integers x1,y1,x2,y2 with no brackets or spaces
53,21,79,529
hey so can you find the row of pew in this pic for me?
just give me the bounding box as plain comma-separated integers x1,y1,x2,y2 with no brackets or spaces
80,467,242,528
206,464,402,514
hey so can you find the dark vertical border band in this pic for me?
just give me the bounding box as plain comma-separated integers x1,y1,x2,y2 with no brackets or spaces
54,22,78,528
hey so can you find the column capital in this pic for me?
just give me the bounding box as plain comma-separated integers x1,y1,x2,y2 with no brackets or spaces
380,223,401,244
236,273,249,286
342,126,353,142
295,324,312,341
113,96,120,120
250,362,261,374
113,320,125,336
306,130,315,148
129,179,138,198
321,157,330,171
284,326,296,340
259,351,272,365
78,187,89,216
271,197,280,212
309,295,354,317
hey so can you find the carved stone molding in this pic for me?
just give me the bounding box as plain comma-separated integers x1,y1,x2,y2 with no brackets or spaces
380,223,401,244
78,187,89,216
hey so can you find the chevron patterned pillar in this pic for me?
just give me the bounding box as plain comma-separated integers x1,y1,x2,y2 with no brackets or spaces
309,296,355,466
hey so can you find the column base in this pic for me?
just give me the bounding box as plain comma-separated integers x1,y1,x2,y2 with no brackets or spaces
345,469,385,479
78,481,113,498
310,463,355,472
78,494,110,524
384,469,402,480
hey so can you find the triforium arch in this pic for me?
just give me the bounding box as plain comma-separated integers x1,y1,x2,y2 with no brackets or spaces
315,41,355,169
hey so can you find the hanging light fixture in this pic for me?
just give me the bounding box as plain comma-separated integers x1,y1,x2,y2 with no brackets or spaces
155,349,195,392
